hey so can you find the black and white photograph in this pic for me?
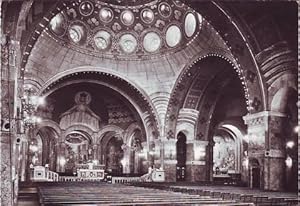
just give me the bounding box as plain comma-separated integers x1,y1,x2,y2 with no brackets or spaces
0,0,299,205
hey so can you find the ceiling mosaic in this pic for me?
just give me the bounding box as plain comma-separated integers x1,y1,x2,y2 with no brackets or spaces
46,0,203,59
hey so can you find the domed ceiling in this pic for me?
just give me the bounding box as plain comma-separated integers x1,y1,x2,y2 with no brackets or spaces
45,0,203,59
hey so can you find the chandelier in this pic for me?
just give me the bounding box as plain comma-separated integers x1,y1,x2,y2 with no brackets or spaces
21,85,45,129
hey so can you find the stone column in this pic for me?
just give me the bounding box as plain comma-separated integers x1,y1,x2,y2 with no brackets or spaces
122,146,131,174
56,142,66,172
162,139,177,182
92,144,98,161
243,111,286,191
185,140,208,182
1,134,14,206
140,142,149,174
19,139,28,181
0,33,18,205
152,139,161,168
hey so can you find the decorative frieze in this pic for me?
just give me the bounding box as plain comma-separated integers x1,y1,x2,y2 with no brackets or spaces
243,111,286,127
186,160,205,165
265,149,285,158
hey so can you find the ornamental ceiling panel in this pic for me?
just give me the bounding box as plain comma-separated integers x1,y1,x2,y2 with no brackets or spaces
46,0,203,59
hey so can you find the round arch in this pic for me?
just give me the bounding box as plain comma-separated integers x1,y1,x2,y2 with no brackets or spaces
64,124,95,144
96,125,124,144
33,119,61,138
123,123,144,145
271,87,297,113
36,68,160,142
165,56,254,138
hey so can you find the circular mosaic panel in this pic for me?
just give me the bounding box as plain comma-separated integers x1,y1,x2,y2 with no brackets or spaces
141,8,154,24
143,32,161,53
68,24,86,44
158,2,172,18
99,7,114,23
93,31,111,50
49,13,66,36
79,1,94,16
121,10,134,26
166,25,181,47
119,33,138,54
184,13,196,37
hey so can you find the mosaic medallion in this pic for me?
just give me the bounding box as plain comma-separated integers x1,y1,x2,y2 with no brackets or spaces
99,7,114,23
166,25,181,47
93,30,111,50
158,2,172,18
119,33,137,53
143,32,161,53
141,8,154,24
79,1,94,16
184,13,196,37
68,24,85,43
121,10,134,26
49,13,66,36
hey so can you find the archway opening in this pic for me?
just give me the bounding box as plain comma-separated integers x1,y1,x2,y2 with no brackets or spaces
249,158,260,189
25,80,151,180
212,126,246,185
176,132,187,181
27,126,59,180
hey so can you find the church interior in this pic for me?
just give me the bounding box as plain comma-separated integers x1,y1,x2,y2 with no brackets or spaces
0,0,299,205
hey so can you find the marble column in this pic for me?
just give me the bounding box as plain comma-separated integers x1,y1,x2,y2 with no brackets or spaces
19,139,28,181
139,142,148,174
162,139,177,182
185,140,208,182
1,34,18,205
56,142,66,172
1,134,14,206
122,146,131,174
92,144,98,161
243,111,286,191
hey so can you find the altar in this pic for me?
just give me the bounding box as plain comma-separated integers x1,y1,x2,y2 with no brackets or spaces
76,163,105,180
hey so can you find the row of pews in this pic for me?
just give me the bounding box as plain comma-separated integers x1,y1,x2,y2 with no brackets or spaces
129,182,299,206
37,182,254,205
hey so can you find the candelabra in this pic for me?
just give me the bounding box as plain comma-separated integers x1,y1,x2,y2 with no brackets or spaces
21,85,45,129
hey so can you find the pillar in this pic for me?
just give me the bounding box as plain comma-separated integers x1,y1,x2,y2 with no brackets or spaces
92,144,98,161
162,138,177,182
243,111,286,191
19,138,28,181
56,142,66,172
140,142,149,174
0,31,18,205
122,145,131,174
185,140,208,182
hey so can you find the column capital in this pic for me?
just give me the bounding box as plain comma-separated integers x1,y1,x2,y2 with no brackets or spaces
186,160,206,165
265,149,285,158
186,139,208,145
243,111,286,126
162,138,177,144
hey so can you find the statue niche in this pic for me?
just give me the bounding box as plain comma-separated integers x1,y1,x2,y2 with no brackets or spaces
59,91,101,131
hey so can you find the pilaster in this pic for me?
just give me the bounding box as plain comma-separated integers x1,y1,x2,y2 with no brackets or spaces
185,140,208,182
243,111,287,191
162,139,177,182
56,142,66,172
